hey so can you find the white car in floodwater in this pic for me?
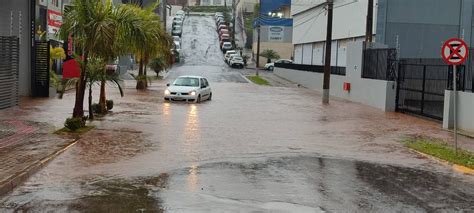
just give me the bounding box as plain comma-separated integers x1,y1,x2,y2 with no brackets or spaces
164,76,212,103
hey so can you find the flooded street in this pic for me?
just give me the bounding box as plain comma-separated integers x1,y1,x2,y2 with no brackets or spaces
1,16,474,212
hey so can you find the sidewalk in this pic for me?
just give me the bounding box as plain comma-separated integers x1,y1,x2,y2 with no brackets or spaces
0,97,77,197
240,64,299,88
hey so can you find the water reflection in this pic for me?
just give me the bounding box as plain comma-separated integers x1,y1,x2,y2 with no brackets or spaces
187,164,199,192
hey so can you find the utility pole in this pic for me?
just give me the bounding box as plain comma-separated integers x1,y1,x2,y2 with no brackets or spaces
232,0,236,47
365,0,374,42
162,0,167,31
256,0,261,75
322,0,334,104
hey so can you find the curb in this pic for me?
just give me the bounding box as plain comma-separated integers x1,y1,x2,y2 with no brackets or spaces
0,139,79,197
409,148,474,176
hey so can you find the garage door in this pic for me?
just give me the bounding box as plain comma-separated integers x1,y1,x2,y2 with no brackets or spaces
0,36,19,109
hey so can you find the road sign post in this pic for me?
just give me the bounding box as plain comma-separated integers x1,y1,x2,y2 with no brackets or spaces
441,38,469,155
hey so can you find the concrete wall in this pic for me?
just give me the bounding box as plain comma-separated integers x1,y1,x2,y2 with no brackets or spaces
443,91,474,132
0,0,32,96
275,41,397,112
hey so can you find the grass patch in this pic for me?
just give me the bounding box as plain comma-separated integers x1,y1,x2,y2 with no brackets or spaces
55,126,95,135
248,75,270,86
405,138,474,169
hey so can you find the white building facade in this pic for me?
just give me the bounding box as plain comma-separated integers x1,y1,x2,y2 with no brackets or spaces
291,0,376,67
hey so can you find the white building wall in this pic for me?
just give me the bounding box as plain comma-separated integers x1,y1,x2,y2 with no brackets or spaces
276,41,397,112
312,42,324,65
292,0,377,45
302,43,312,64
294,44,303,64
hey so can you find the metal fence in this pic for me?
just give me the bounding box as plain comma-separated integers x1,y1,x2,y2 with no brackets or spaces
396,59,461,120
32,41,50,97
362,48,397,81
275,63,346,76
466,48,474,92
0,36,19,109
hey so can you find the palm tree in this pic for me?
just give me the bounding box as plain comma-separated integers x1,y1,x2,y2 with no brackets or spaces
60,0,121,119
86,58,124,120
260,49,281,63
120,3,172,90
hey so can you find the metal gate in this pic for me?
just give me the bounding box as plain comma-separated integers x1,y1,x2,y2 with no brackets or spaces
396,60,464,120
0,36,19,109
32,41,50,97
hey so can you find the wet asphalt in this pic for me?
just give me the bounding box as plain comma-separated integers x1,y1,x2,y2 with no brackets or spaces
1,16,474,212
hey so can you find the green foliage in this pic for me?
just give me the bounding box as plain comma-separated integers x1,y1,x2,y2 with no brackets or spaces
64,117,84,131
405,138,474,169
248,75,270,86
149,56,171,76
106,100,114,110
91,103,101,113
260,49,280,61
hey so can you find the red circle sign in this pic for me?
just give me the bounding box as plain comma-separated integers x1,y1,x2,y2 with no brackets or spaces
441,38,469,65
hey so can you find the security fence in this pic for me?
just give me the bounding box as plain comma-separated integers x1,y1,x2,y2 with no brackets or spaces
362,48,397,81
0,36,19,109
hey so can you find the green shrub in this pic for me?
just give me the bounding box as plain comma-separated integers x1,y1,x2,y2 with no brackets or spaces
64,117,84,131
91,103,101,113
106,100,114,110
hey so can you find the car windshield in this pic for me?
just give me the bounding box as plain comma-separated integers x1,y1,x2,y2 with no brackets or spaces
233,57,243,60
173,77,200,87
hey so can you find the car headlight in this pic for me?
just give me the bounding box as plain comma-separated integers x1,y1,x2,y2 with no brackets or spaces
164,89,171,95
190,91,196,96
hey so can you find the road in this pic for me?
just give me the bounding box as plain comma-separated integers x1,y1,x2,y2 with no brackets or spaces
1,16,474,212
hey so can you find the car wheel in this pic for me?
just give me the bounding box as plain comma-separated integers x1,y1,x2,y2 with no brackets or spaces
208,93,212,101
196,95,201,103
269,66,274,71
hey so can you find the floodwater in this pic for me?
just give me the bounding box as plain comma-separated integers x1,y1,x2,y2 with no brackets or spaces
1,16,474,212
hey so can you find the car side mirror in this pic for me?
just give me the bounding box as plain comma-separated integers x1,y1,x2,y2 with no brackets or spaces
166,83,170,87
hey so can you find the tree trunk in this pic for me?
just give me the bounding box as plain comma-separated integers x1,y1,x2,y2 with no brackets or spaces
88,83,94,120
99,79,107,113
144,63,148,88
136,57,146,90
72,52,89,119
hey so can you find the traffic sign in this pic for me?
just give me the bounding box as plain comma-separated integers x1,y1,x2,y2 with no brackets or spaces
441,38,469,65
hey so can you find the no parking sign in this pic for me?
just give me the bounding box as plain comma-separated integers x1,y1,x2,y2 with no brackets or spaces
441,38,469,155
441,38,469,65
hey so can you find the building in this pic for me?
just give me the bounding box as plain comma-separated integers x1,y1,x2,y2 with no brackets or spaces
253,0,293,67
0,0,65,108
236,0,258,13
277,0,474,132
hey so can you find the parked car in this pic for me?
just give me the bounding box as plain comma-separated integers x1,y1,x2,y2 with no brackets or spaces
229,56,244,68
176,10,185,19
217,24,228,32
172,36,181,43
219,33,230,41
221,42,233,53
172,25,182,37
219,29,229,37
173,16,183,27
216,19,226,26
227,53,240,63
220,38,231,48
173,41,181,53
224,50,237,62
164,76,212,103
215,13,224,19
264,59,293,71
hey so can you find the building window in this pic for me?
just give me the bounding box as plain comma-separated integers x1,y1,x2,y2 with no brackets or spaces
51,0,59,7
